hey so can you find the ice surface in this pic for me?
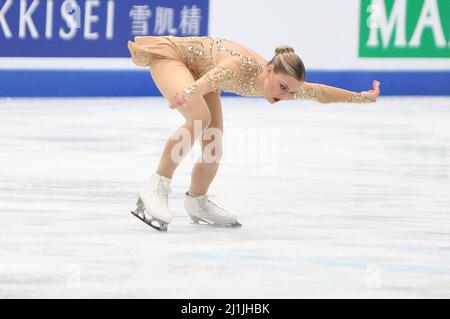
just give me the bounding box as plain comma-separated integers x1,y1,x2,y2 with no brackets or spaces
0,96,449,298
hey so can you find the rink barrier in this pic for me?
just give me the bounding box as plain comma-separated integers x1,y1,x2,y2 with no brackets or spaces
1,70,450,97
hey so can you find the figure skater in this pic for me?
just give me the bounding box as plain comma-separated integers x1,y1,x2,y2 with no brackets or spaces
127,35,381,231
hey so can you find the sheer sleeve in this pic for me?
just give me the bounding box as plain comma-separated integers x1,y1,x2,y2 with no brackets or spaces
291,82,372,103
181,59,239,99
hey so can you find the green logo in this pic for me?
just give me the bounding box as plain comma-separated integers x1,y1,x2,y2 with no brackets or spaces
359,0,450,57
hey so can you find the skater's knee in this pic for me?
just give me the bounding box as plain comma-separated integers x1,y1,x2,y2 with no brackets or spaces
199,111,212,130
187,111,211,131
177,96,211,131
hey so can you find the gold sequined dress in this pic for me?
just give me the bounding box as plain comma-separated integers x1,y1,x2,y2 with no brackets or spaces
127,35,371,103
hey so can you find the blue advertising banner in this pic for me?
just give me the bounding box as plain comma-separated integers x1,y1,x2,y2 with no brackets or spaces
0,0,209,57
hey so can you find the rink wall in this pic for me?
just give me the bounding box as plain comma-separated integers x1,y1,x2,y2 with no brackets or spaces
1,0,449,97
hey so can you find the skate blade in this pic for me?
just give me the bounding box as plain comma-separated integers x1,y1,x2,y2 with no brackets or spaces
131,198,168,232
189,215,242,228
130,210,168,232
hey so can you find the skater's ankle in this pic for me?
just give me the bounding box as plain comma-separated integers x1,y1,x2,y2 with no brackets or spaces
155,171,173,180
186,190,205,197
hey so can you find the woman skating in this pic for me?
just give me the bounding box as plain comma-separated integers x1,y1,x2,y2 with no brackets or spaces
127,35,380,231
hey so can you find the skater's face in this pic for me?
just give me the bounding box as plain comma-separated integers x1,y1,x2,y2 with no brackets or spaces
264,65,303,104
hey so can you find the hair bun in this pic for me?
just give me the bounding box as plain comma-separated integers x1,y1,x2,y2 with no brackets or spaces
275,45,295,55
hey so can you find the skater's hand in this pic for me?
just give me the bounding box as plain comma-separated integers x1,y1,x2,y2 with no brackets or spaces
360,80,381,102
169,83,199,109
169,91,189,109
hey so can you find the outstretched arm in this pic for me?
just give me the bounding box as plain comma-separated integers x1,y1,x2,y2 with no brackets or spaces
292,80,381,103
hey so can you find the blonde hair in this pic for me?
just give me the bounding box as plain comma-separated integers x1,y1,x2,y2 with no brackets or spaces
268,45,305,81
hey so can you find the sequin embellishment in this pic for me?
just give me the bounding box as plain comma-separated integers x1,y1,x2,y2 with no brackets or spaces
342,93,372,103
204,65,237,92
175,36,265,97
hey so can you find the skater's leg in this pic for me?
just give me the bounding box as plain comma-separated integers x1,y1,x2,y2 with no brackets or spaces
148,58,211,179
188,91,223,197
183,93,240,227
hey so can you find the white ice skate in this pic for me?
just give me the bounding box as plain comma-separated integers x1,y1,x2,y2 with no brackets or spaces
184,192,242,227
130,173,172,232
